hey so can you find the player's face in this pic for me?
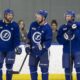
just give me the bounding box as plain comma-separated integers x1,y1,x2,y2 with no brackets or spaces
35,14,44,24
4,13,14,22
65,15,73,22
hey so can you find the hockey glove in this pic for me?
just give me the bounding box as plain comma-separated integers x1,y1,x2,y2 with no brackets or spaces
25,44,31,55
15,47,22,55
64,29,75,40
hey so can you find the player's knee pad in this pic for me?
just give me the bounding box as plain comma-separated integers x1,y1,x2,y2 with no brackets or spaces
29,66,37,74
65,68,72,75
40,66,48,74
6,64,13,77
6,64,13,70
40,62,49,74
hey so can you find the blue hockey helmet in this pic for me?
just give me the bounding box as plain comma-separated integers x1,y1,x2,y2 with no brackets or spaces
4,9,14,15
37,10,48,18
65,10,75,18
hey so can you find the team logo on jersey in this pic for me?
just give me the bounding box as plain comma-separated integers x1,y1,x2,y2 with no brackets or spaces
0,30,11,41
32,32,41,43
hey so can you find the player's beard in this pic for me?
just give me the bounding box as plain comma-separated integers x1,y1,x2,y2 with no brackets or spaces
4,17,13,23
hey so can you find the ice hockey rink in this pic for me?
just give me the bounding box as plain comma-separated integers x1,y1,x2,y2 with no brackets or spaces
0,0,80,80
2,44,76,80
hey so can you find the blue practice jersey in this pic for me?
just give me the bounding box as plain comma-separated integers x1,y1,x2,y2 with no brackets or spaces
57,21,80,53
0,20,20,52
27,21,52,56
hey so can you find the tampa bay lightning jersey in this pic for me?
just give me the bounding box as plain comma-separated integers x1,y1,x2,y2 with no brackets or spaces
0,20,20,52
57,21,80,53
27,21,52,56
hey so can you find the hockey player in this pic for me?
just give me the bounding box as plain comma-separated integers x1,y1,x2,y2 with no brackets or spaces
57,10,80,80
0,9,21,80
26,10,52,80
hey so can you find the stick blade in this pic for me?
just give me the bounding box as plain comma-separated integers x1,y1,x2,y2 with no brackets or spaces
12,71,19,74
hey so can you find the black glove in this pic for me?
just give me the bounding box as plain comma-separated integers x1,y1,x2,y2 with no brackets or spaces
25,44,31,54
63,23,77,40
15,47,22,55
67,30,74,39
64,29,75,40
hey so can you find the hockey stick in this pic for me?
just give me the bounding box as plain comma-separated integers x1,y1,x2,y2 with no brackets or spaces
12,53,28,74
69,38,72,80
69,32,75,80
